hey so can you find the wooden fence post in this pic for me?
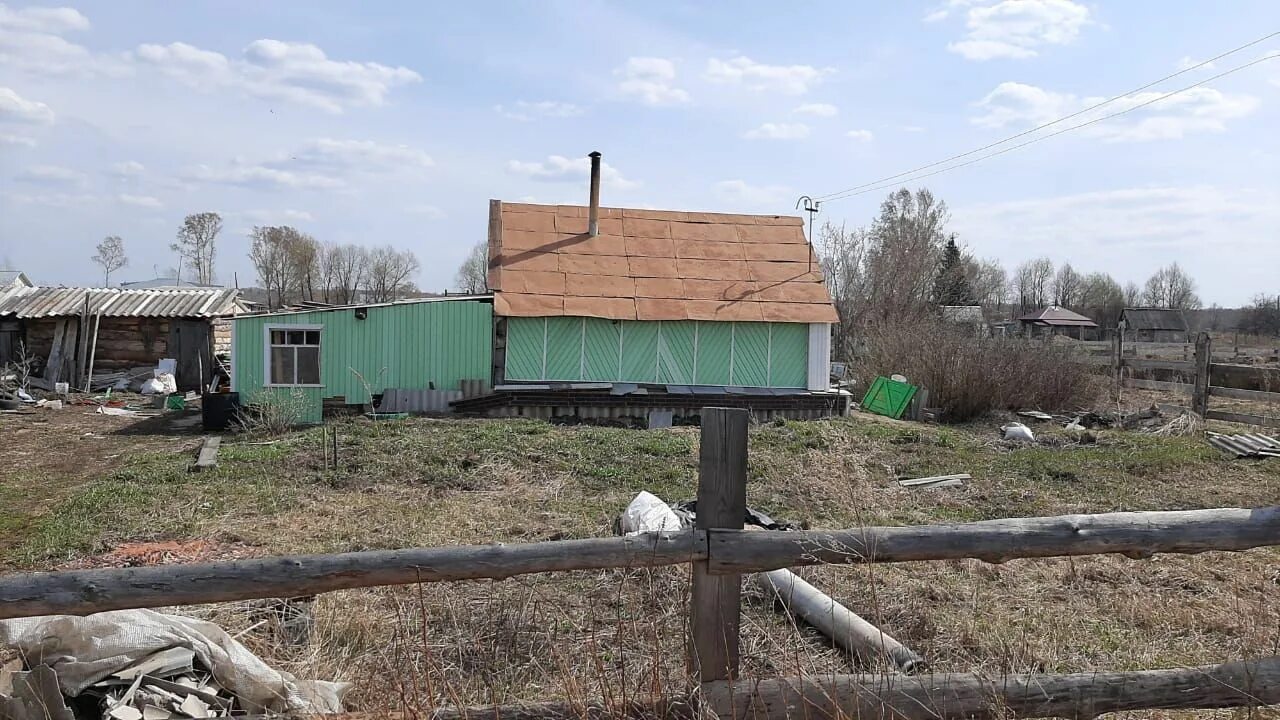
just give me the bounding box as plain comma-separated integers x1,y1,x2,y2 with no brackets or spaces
690,407,748,684
1113,328,1125,385
1192,332,1212,416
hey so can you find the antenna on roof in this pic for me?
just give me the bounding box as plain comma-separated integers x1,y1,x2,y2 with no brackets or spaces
795,195,821,274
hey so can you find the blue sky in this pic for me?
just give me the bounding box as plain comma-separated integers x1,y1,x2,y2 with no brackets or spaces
1,1,1277,304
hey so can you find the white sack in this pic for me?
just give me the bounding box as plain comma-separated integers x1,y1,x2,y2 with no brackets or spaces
619,491,684,535
1001,422,1035,442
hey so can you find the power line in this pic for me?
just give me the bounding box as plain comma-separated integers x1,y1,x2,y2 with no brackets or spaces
813,30,1280,202
818,53,1279,205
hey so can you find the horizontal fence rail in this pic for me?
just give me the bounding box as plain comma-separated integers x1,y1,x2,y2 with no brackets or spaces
1,507,1277,620
0,532,705,620
704,656,1280,720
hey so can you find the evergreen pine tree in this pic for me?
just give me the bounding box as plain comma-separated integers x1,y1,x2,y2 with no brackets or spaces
932,236,974,306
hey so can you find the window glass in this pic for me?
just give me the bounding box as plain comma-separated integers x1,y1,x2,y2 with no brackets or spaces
271,330,286,344
270,347,294,384
296,347,321,384
305,330,320,345
287,330,305,345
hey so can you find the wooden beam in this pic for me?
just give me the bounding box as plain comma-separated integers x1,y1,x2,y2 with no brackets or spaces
707,506,1280,573
1123,359,1194,372
0,531,705,620
1205,409,1280,429
1123,377,1191,392
703,656,1280,720
690,407,749,683
191,436,221,472
1209,385,1280,403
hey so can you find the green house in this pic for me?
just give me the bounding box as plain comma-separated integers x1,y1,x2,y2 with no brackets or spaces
230,296,493,423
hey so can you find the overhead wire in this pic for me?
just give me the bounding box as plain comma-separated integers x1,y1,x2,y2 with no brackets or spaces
817,52,1279,204
812,30,1280,203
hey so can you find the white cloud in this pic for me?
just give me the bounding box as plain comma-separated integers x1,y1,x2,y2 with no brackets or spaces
0,4,89,33
495,100,583,121
705,56,830,94
112,160,145,177
117,193,162,209
793,102,838,117
923,0,980,22
946,0,1090,61
0,87,55,124
15,164,86,186
11,192,97,207
280,138,434,171
972,81,1258,142
239,208,315,224
507,155,639,190
742,122,809,140
846,129,874,142
1177,56,1215,71
405,204,446,219
712,179,793,209
133,39,422,113
0,133,36,146
0,4,124,77
184,163,344,190
615,57,689,106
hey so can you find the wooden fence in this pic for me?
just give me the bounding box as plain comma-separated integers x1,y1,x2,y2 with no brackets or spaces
2,408,1279,718
1080,333,1280,428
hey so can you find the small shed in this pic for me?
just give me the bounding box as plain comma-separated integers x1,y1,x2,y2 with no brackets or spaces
0,286,245,390
1017,306,1099,340
230,296,494,423
1120,307,1188,343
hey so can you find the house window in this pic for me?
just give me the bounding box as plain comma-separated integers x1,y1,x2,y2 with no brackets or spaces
267,327,321,386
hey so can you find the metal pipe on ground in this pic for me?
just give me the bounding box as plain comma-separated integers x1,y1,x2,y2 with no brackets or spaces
754,568,925,673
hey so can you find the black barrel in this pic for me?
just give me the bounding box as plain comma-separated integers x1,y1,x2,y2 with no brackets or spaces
202,392,241,431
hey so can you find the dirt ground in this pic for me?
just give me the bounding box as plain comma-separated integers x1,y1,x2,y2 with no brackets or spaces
1,391,1278,718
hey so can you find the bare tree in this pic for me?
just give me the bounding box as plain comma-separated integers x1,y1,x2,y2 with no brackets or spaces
862,188,949,323
1079,271,1125,329
817,221,869,359
1141,262,1201,310
330,244,370,304
91,235,128,285
249,225,315,308
1122,281,1142,307
1013,258,1054,310
1051,263,1082,308
965,258,1008,310
1240,294,1280,337
454,242,489,294
173,212,221,285
364,245,420,303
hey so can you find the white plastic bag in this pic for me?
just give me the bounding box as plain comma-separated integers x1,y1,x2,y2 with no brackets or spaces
619,491,684,535
154,372,178,395
140,378,165,395
1001,422,1035,442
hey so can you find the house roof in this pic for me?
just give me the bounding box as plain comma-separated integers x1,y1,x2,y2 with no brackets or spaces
1017,306,1098,327
232,294,492,320
119,277,224,289
0,286,245,319
488,201,838,323
1121,307,1187,332
0,270,32,288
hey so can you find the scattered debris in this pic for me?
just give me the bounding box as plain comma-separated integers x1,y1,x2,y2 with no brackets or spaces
190,436,221,472
1147,408,1203,437
58,540,258,571
896,473,970,489
1001,422,1035,442
1018,410,1055,422
0,610,349,719
97,406,141,417
36,399,63,410
618,491,684,535
1207,432,1280,459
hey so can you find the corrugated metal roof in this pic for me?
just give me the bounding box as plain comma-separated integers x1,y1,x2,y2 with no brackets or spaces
489,202,838,324
232,294,492,320
0,286,243,318
1017,306,1098,327
1121,307,1188,332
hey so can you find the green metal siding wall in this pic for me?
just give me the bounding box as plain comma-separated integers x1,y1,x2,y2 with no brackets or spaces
232,300,493,422
504,317,809,388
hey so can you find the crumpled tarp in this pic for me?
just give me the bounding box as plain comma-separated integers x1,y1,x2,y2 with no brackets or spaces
0,610,348,714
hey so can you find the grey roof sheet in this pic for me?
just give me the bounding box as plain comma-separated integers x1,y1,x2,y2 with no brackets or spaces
1122,307,1187,332
1017,306,1099,327
0,286,243,318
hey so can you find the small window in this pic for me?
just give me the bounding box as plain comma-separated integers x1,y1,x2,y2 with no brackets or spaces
267,326,321,386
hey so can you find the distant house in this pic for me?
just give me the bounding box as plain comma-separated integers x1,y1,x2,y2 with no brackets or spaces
1120,307,1188,343
1017,306,1099,340
0,270,33,290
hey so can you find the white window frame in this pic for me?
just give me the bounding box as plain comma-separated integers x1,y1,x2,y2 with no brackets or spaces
264,324,324,388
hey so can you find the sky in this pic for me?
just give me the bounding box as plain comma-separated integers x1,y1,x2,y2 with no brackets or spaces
1,0,1278,305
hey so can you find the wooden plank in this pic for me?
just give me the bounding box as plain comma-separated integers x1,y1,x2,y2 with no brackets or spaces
1209,385,1280,403
1192,332,1211,416
896,473,969,488
44,319,67,383
1123,358,1194,371
707,506,1280,573
690,407,748,683
1205,409,1280,429
192,436,221,471
0,531,706,620
1124,377,1192,392
703,656,1280,720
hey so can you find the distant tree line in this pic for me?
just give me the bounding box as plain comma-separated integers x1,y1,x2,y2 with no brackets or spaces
818,187,1213,356
248,226,421,308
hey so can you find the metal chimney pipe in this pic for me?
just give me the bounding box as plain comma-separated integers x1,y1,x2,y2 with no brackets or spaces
588,151,602,236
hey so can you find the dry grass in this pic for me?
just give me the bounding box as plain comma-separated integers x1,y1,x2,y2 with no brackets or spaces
3,408,1280,718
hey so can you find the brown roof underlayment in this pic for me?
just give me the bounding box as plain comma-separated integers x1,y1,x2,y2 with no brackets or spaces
489,201,838,323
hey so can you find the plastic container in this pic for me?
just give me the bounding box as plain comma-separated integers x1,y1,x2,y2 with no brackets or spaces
202,392,241,431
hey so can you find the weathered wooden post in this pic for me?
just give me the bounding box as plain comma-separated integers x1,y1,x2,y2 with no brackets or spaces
1113,327,1125,385
690,407,748,684
1192,332,1212,417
